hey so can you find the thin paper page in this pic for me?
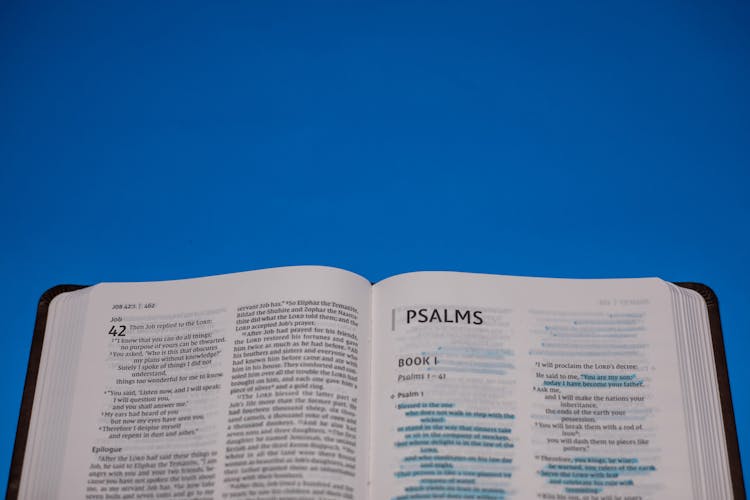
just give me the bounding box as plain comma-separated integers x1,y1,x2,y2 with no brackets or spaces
371,272,693,499
53,266,371,500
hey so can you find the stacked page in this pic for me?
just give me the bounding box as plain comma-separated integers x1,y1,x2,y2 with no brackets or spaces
11,267,738,499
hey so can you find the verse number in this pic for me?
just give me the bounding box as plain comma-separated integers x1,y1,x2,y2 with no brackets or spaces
108,325,126,337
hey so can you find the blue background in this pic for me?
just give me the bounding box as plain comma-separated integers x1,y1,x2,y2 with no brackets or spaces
1,1,748,494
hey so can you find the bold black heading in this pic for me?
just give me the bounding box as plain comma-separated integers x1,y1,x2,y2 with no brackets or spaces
406,308,483,325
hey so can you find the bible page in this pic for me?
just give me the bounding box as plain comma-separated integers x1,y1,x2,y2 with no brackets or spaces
370,272,693,500
38,266,371,500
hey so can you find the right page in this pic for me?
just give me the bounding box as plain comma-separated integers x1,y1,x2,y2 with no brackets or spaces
370,272,694,500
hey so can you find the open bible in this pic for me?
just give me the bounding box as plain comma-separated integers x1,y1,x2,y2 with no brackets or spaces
8,267,744,499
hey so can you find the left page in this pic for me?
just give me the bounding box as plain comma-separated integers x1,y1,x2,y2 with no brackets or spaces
24,266,371,500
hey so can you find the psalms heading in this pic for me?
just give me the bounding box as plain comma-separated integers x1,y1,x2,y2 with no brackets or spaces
406,308,484,325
